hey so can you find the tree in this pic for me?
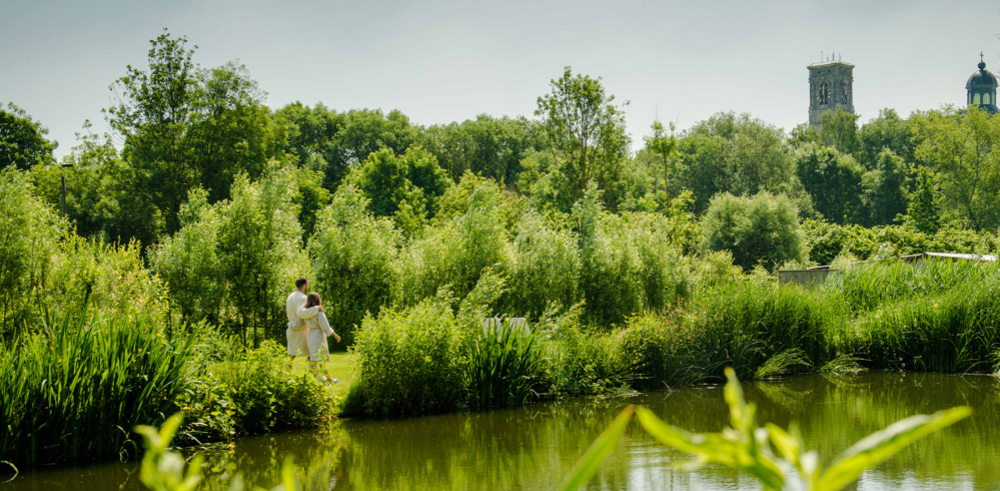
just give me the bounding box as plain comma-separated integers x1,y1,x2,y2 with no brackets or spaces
421,114,548,183
818,110,861,157
309,185,401,345
535,67,630,205
904,166,941,234
861,149,908,226
911,105,1000,230
0,103,56,170
643,119,680,195
347,146,451,219
0,169,65,334
857,108,913,168
677,112,797,214
794,143,864,224
106,30,286,238
702,191,807,271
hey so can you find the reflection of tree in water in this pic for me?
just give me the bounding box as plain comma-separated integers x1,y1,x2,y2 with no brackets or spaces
191,427,346,490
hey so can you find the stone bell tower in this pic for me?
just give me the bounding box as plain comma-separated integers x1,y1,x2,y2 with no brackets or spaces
808,53,855,127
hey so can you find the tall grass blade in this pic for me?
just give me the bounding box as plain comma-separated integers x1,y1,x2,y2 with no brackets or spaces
557,405,634,491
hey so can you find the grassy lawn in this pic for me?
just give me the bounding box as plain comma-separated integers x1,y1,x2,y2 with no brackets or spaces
289,351,357,393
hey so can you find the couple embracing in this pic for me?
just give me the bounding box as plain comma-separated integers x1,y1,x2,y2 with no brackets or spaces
285,277,341,383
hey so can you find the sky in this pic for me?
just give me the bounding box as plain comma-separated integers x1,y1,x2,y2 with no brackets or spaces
2,0,997,158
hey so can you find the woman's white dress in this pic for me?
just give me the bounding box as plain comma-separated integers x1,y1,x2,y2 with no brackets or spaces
298,307,335,362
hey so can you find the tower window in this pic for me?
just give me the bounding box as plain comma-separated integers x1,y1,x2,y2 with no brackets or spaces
986,93,992,105
975,93,982,104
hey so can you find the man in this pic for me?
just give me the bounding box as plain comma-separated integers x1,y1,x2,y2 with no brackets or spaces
285,277,318,364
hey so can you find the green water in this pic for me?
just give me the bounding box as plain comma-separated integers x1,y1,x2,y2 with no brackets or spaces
4,372,999,490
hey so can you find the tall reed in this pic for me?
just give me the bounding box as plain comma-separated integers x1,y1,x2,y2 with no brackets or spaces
0,312,195,465
468,318,546,409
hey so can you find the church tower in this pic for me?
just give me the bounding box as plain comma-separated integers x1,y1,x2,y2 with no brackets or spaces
808,55,855,126
966,54,999,114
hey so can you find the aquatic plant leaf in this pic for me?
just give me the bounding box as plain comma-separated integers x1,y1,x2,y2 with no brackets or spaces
814,406,972,491
557,405,634,491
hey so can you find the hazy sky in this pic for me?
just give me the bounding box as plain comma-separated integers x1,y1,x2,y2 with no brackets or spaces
3,0,998,158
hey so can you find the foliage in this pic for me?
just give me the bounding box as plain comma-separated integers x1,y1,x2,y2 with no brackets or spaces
861,148,909,226
468,317,547,409
350,295,472,417
905,166,941,233
794,143,864,224
136,413,300,491
562,368,971,491
394,179,508,306
911,104,1000,230
702,191,806,271
802,219,999,265
0,312,195,465
105,30,286,237
309,185,401,346
677,112,798,214
0,168,65,335
206,341,338,435
0,102,57,170
535,67,630,207
421,114,548,183
501,210,581,319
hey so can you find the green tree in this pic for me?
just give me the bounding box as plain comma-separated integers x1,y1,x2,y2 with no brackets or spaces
309,185,401,346
861,149,908,226
702,191,807,271
421,114,547,183
0,169,65,334
535,67,630,206
0,103,56,170
794,143,864,224
904,166,941,234
911,105,1000,230
347,146,450,219
677,112,798,214
818,110,861,156
857,108,913,167
643,119,680,195
105,30,286,238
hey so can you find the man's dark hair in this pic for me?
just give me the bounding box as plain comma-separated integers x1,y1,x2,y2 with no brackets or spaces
295,277,308,289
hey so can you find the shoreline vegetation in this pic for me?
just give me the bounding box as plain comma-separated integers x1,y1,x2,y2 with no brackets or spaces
4,30,1000,473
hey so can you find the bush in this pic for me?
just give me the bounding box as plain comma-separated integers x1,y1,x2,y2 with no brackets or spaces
502,211,581,319
0,312,195,465
309,185,401,346
394,180,508,306
702,191,806,271
351,296,471,416
0,168,64,335
579,208,692,326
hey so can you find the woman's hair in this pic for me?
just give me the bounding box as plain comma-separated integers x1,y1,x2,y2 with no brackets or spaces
304,292,322,309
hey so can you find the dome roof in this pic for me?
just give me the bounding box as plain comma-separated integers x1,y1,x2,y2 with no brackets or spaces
967,61,998,89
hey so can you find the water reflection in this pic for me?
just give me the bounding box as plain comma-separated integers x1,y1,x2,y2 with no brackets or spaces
4,373,999,490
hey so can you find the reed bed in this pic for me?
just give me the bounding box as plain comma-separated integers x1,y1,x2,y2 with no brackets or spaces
0,312,195,465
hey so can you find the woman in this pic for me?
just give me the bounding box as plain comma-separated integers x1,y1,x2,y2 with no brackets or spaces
298,292,342,383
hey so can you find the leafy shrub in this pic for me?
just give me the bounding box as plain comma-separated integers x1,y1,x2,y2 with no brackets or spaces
351,296,471,416
309,185,401,346
0,312,195,465
579,209,691,326
803,219,1000,265
394,180,509,306
207,340,337,435
0,168,64,335
45,234,168,325
502,211,581,319
702,191,806,271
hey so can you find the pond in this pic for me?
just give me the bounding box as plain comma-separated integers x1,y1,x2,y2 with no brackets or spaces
5,372,999,490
